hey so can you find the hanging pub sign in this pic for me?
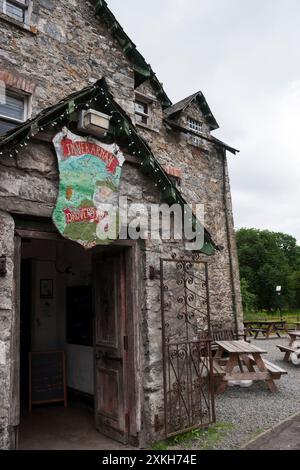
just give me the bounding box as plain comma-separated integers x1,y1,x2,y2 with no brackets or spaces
52,128,125,248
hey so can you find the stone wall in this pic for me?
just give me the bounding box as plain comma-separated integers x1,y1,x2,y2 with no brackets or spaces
134,80,243,442
0,211,15,449
0,130,242,445
0,0,135,117
0,0,242,447
135,80,243,329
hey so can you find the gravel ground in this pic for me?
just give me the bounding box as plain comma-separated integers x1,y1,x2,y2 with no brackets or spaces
176,337,300,450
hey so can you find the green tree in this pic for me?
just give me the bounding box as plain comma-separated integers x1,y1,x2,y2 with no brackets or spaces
240,278,257,312
236,228,300,311
289,270,300,308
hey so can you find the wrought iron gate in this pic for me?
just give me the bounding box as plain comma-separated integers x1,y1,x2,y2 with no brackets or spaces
160,254,215,438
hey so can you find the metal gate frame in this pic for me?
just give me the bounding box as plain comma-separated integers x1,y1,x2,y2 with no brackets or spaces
160,253,216,438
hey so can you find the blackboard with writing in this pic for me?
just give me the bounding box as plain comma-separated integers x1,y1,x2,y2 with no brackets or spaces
29,351,67,411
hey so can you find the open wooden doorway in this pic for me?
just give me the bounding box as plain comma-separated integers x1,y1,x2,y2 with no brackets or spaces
15,219,140,449
93,249,129,444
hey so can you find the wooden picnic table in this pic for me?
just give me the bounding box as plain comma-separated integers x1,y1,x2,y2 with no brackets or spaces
214,340,287,394
277,332,300,363
288,330,300,347
244,320,288,339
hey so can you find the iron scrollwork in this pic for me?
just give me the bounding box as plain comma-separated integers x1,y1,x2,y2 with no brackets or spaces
160,254,215,438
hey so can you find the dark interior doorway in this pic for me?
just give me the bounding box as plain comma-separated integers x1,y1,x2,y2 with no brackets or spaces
17,234,137,449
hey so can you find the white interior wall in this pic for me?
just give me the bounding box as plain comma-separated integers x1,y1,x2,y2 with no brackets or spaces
22,239,94,395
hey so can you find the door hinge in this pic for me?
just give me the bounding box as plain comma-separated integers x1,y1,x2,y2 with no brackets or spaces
125,411,130,431
123,335,129,351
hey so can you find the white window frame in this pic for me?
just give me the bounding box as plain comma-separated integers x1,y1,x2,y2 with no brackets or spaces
135,99,150,126
134,92,154,128
0,0,32,25
187,116,203,134
188,134,203,148
0,87,31,132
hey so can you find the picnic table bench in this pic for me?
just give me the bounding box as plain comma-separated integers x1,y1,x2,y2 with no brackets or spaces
276,331,300,363
291,322,300,330
210,328,247,351
287,330,300,346
206,360,226,377
244,321,288,339
247,355,287,378
213,340,287,393
276,344,300,362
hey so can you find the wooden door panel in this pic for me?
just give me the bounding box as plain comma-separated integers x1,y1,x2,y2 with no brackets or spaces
93,251,128,443
95,265,119,349
95,359,125,442
98,367,119,419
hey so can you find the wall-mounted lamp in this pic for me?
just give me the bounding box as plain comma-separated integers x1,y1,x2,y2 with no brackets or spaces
78,109,111,138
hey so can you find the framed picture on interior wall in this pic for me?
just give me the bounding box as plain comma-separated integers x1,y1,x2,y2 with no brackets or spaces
40,279,54,299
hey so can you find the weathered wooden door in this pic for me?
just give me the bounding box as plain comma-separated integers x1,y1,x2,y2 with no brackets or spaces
93,251,129,444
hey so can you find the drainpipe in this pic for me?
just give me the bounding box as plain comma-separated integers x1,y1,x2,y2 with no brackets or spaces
222,149,239,337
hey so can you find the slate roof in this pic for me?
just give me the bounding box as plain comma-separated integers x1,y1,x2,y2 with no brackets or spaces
0,78,219,254
164,92,199,117
164,91,219,130
90,0,171,107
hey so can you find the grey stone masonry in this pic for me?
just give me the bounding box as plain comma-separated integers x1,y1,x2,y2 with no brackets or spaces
0,212,15,449
0,1,135,117
0,0,243,447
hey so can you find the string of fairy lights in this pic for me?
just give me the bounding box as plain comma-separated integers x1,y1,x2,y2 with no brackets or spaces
0,80,215,249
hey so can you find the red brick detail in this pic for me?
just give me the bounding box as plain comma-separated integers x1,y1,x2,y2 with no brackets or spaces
163,165,182,179
0,70,36,94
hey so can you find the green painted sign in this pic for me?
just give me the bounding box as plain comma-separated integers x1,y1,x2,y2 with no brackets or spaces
52,128,125,248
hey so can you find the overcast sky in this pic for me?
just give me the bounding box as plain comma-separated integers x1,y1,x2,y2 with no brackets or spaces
109,0,300,242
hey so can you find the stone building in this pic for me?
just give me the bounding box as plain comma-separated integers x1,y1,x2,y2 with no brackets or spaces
0,0,242,449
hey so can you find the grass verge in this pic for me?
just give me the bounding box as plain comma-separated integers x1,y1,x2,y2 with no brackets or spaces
151,422,235,451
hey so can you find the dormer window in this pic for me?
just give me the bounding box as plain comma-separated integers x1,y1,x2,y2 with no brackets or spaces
187,116,202,134
135,99,150,126
0,0,30,24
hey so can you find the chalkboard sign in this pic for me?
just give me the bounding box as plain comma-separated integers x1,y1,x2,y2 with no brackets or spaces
29,351,67,411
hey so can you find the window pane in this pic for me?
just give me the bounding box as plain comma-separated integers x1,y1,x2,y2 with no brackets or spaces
135,101,148,115
0,92,25,120
187,117,202,133
6,1,25,21
0,119,18,135
135,113,148,125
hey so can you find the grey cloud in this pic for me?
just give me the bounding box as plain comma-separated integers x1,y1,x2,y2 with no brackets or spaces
109,0,300,241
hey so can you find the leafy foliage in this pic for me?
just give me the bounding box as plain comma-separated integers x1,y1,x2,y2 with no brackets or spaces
236,228,300,311
240,278,257,311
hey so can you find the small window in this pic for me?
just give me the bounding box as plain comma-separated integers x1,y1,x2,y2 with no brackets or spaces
135,99,150,126
187,116,203,133
188,134,203,148
0,0,29,24
0,88,29,134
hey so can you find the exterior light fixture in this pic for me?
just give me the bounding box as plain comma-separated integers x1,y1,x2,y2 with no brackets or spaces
78,109,111,137
275,285,283,321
